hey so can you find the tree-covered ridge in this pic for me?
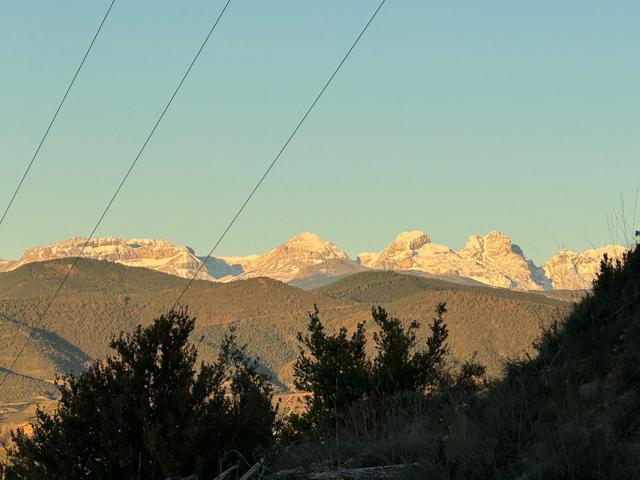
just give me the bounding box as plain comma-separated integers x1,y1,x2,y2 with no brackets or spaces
0,258,572,403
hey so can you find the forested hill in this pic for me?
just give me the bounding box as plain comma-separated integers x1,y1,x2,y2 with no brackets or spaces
0,258,573,403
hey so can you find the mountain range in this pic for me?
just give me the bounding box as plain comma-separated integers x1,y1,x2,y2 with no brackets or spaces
0,231,626,291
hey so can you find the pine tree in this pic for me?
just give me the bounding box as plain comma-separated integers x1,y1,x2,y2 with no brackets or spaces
290,302,471,435
293,306,370,426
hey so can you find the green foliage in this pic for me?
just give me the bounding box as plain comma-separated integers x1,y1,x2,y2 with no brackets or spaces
3,309,275,480
415,246,640,479
288,303,484,439
316,270,572,306
371,303,448,395
293,306,370,419
279,246,640,479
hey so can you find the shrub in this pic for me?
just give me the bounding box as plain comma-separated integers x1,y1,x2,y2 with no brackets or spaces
371,303,448,395
287,303,485,440
291,306,370,434
3,309,274,480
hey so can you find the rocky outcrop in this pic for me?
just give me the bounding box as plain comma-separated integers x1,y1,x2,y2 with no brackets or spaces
544,245,627,290
0,237,213,281
358,230,547,290
459,231,548,290
225,232,359,283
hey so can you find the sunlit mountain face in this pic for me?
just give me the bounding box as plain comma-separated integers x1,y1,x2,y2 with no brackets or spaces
0,232,626,291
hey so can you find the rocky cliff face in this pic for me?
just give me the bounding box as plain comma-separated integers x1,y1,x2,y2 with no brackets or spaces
459,232,550,290
543,245,627,290
358,230,547,290
0,237,213,281
220,232,360,282
1,233,625,291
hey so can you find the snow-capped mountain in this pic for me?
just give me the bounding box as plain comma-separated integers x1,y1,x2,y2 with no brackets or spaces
0,232,626,291
0,233,361,285
459,232,550,290
357,230,547,290
0,237,213,281
543,245,627,290
200,255,260,280
216,232,362,282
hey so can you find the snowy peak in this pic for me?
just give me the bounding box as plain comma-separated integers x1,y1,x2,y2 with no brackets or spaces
0,237,213,281
281,232,345,253
391,230,432,251
0,233,356,285
208,254,260,280
359,230,546,290
0,232,626,291
460,231,514,260
229,232,354,282
358,230,434,270
457,231,546,290
359,229,625,291
544,245,627,290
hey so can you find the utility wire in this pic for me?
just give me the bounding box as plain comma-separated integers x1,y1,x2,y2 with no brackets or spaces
0,0,116,228
0,0,233,390
171,0,387,309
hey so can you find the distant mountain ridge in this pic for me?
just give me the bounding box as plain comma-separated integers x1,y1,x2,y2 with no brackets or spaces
0,231,626,291
0,236,210,281
357,231,550,290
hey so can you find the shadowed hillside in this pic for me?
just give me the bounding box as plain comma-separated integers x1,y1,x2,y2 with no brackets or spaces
315,270,570,305
312,271,572,378
0,259,351,388
0,371,56,404
275,246,640,479
0,259,573,403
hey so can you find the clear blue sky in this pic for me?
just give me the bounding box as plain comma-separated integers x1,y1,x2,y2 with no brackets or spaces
1,1,638,264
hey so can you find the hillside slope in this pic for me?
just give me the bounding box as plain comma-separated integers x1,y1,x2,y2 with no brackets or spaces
410,243,640,479
482,244,640,477
0,260,573,403
274,246,640,480
0,259,350,385
313,270,571,376
315,270,566,305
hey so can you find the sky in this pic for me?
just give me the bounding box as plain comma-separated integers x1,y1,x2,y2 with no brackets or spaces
1,1,639,265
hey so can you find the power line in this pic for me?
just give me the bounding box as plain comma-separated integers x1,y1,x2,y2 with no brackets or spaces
171,0,388,309
0,0,116,228
0,0,233,390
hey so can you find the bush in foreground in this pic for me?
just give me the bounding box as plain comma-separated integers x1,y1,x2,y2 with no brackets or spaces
283,304,485,445
3,309,274,480
278,247,640,479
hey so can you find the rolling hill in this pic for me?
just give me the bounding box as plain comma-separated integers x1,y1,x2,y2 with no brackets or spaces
0,259,575,405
